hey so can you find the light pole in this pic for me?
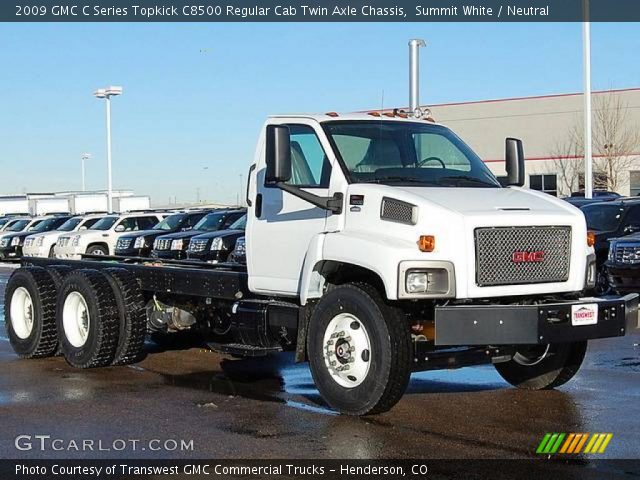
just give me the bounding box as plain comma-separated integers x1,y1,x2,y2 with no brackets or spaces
94,86,123,212
583,0,593,198
81,153,91,191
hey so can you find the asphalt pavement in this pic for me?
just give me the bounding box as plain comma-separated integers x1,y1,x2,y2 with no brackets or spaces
0,265,639,469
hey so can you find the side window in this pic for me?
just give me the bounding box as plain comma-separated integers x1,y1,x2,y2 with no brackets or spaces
187,214,205,227
138,216,158,230
117,218,137,231
286,124,331,188
224,212,243,228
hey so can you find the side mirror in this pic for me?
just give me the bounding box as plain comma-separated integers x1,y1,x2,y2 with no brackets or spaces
79,226,88,231
115,225,125,232
265,125,291,184
505,137,525,187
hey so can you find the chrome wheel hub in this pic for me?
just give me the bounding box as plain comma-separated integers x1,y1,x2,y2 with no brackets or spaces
322,313,371,388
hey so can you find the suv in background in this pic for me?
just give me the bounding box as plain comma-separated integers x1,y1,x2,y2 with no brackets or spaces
0,213,30,231
187,214,246,263
564,190,621,208
55,213,164,259
227,236,246,265
0,215,72,260
115,210,211,258
152,209,245,260
23,213,106,258
606,234,640,294
581,198,640,293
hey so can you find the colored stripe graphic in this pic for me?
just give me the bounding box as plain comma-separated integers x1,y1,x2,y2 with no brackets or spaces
537,433,613,454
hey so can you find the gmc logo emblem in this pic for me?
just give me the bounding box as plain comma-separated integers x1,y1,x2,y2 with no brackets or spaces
512,251,545,263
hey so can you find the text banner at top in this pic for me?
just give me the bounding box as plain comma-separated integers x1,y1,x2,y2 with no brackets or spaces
4,0,640,22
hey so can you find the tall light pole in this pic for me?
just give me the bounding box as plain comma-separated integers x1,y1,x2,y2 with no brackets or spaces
94,86,123,212
583,0,593,198
81,153,91,191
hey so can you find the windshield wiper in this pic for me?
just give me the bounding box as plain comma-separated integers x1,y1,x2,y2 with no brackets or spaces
437,175,497,187
369,176,438,185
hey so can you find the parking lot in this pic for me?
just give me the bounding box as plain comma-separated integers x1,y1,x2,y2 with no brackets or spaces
0,265,638,463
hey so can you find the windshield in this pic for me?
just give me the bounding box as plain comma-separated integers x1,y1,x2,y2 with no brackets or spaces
324,121,500,188
27,220,44,231
154,214,186,231
229,215,247,230
582,204,624,231
91,216,119,231
57,217,83,232
6,220,29,232
194,212,227,232
31,217,67,232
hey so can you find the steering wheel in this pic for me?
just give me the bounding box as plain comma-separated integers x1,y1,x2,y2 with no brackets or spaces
418,156,445,168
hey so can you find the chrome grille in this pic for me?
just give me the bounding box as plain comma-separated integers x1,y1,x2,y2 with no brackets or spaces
380,197,417,225
189,239,208,253
475,226,572,287
58,237,70,248
154,239,171,250
24,238,34,248
614,244,640,265
116,238,132,250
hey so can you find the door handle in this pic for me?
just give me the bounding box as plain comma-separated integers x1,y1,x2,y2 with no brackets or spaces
255,194,263,218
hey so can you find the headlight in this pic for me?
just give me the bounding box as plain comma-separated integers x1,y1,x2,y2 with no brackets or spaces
210,237,226,251
11,237,21,246
36,236,44,247
608,243,615,262
0,238,9,247
134,237,146,249
399,262,455,299
72,235,82,247
171,239,183,250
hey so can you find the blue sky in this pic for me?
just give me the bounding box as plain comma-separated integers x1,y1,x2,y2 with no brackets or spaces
0,22,638,205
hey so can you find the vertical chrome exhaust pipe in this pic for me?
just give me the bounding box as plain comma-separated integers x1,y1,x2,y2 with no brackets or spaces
409,39,426,115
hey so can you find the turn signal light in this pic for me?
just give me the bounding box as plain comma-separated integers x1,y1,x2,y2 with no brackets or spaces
587,231,596,247
418,235,436,252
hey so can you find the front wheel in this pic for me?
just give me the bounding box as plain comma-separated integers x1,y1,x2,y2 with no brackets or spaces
494,341,587,390
86,245,108,256
307,283,412,415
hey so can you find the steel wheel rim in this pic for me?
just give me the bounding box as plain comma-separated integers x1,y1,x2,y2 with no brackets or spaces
10,287,34,339
62,291,90,348
513,344,551,366
322,313,371,388
90,248,105,255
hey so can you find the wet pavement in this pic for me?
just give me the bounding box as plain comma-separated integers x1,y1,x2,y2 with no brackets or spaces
0,265,639,463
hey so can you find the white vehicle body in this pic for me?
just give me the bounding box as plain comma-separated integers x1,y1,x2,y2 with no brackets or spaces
0,217,41,244
55,213,164,259
246,114,593,303
23,214,107,258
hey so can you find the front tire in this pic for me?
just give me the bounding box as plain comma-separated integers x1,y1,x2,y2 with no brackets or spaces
494,341,587,390
307,283,412,415
86,245,108,256
56,269,120,368
4,267,58,358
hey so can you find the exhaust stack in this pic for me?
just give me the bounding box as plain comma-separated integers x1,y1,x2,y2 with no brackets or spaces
408,39,426,115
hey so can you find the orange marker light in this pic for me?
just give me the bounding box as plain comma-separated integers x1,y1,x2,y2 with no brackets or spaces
587,230,596,247
418,235,436,252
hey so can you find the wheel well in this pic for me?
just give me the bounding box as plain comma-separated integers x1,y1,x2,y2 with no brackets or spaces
86,242,109,253
318,261,387,299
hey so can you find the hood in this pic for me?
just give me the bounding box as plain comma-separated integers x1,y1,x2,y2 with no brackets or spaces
155,230,205,241
191,229,244,240
29,230,66,239
121,229,167,240
396,186,578,218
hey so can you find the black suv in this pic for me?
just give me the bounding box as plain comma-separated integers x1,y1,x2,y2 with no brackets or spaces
0,215,72,260
581,199,640,293
606,234,640,294
151,209,246,260
115,210,212,258
186,214,246,263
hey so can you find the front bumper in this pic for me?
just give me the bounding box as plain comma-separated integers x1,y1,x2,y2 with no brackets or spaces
186,250,227,263
54,247,82,260
435,294,639,346
151,250,185,260
115,247,151,258
606,263,640,295
0,246,21,259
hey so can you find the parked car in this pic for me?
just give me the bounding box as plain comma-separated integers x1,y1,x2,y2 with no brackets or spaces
152,209,245,260
55,212,164,259
580,198,640,293
23,213,106,258
187,214,246,263
606,234,640,294
0,215,73,260
0,213,30,231
114,210,212,258
227,235,246,264
563,191,619,208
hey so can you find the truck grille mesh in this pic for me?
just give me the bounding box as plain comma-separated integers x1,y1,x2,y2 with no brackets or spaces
380,197,416,225
614,245,640,265
116,238,132,250
474,226,572,287
154,239,171,250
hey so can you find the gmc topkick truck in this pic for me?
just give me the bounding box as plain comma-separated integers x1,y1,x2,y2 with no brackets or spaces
4,42,640,415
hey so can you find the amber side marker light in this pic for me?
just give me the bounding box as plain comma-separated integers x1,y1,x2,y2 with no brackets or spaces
587,231,596,247
418,235,436,252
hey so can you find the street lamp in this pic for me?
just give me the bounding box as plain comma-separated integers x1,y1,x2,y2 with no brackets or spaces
81,153,91,191
94,85,123,212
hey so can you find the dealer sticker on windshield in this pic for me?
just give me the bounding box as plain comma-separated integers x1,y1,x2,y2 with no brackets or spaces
571,304,599,326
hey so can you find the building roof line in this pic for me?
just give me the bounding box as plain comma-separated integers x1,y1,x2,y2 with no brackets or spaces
484,152,640,163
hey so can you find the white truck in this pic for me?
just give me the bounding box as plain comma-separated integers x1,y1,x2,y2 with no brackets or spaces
5,111,639,415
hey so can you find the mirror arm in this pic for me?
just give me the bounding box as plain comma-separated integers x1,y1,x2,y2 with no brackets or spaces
276,183,343,214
